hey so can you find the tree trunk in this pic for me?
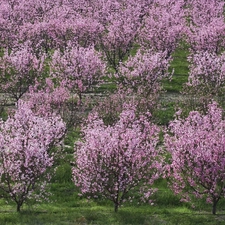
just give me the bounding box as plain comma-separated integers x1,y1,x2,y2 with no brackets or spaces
17,203,21,212
212,198,218,215
114,203,119,213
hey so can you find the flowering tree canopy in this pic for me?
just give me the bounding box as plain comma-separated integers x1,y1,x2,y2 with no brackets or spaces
0,101,66,211
165,101,225,214
73,106,163,212
0,45,46,101
184,51,225,97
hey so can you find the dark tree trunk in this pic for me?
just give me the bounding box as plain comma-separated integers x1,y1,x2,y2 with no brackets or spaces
114,203,119,213
17,203,21,212
212,198,218,215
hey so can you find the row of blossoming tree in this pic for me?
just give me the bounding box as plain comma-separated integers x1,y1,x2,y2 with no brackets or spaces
0,0,225,215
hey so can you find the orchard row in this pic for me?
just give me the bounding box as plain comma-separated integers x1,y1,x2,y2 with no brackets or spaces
0,0,225,215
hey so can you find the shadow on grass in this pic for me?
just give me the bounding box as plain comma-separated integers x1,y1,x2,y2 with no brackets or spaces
115,208,225,225
0,206,225,225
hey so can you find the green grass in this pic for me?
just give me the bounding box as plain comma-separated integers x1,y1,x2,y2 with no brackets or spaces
152,101,176,125
163,45,189,93
93,81,117,94
0,180,225,225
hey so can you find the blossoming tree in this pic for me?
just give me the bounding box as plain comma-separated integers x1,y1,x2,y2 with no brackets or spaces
165,101,225,214
0,101,66,211
73,106,163,212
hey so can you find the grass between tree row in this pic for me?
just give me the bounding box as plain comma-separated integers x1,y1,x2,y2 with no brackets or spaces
1,180,225,225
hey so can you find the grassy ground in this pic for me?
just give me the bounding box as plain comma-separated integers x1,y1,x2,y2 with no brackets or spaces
1,180,225,225
163,44,189,93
